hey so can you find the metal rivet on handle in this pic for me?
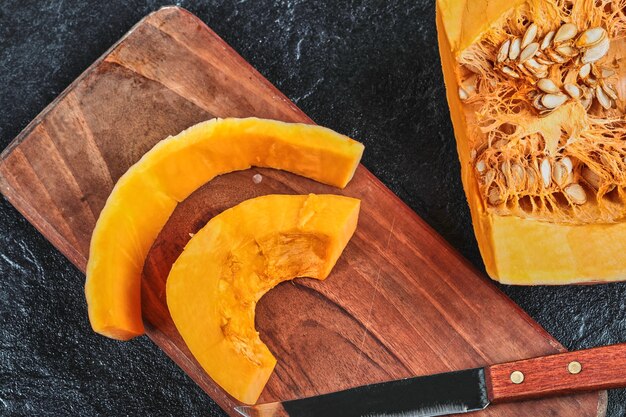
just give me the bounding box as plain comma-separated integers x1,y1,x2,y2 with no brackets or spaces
510,370,525,384
568,361,582,374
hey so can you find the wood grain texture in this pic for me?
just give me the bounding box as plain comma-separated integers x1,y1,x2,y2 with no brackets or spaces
0,6,605,417
488,343,626,403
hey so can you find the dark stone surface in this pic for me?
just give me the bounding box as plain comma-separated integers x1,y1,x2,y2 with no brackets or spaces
0,0,624,416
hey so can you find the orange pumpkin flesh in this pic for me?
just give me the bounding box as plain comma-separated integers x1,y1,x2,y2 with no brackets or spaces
166,194,360,404
85,118,364,340
437,0,626,284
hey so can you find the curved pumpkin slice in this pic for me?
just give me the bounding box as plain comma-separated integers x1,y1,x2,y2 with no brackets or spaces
166,194,360,404
86,118,364,340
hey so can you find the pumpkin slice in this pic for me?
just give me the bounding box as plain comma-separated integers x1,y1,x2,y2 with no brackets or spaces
86,118,364,340
437,0,626,284
166,194,360,404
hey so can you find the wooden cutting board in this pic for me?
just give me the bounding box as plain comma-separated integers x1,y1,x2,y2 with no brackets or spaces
0,6,605,417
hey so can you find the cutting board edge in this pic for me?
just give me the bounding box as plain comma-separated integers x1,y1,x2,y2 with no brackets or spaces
0,8,177,271
0,8,183,162
0,8,211,267
0,5,307,274
0,175,86,270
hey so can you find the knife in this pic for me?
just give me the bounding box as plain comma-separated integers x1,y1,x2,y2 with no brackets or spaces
235,343,626,417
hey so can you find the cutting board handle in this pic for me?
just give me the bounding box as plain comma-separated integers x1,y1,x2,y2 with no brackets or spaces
486,343,626,403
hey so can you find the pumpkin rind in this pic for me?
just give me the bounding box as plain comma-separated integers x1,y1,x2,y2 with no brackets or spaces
166,194,360,404
85,118,364,340
437,0,626,284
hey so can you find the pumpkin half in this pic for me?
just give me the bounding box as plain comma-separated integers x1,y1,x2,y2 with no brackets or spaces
437,0,626,284
86,118,364,340
166,194,360,404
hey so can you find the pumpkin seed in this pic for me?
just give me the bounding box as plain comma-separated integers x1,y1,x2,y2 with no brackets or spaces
564,183,587,204
532,94,547,110
564,68,579,84
592,64,602,79
516,62,533,78
562,156,573,173
552,161,570,188
535,56,554,66
484,169,496,185
470,149,477,160
476,160,486,173
522,23,538,49
502,66,520,78
542,93,568,109
519,42,539,63
497,39,511,63
509,37,521,60
554,23,578,44
511,163,525,189
579,63,591,78
525,58,541,69
537,78,560,94
583,76,598,87
596,85,613,109
540,31,555,50
458,86,470,101
555,44,578,57
541,158,552,187
524,59,548,78
526,167,537,189
563,83,581,99
546,49,567,64
602,83,618,101
575,27,607,49
501,160,511,179
461,74,478,95
601,67,616,78
488,187,504,205
582,167,602,189
582,37,610,63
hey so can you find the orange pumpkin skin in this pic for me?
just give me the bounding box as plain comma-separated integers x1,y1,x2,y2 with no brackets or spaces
85,118,364,340
437,0,626,284
166,194,361,404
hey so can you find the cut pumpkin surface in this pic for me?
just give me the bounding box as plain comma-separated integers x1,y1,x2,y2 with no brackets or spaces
166,194,360,404
437,0,626,284
85,118,364,340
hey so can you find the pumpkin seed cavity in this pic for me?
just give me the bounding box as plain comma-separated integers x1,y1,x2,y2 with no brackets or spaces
456,0,626,223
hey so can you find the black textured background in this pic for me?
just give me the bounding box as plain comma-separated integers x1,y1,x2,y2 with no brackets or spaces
1,1,625,416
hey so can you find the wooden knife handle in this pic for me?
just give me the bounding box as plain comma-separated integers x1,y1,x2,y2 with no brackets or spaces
486,343,626,403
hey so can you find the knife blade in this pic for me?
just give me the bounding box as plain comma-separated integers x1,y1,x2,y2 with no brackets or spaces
235,342,626,417
236,368,488,417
